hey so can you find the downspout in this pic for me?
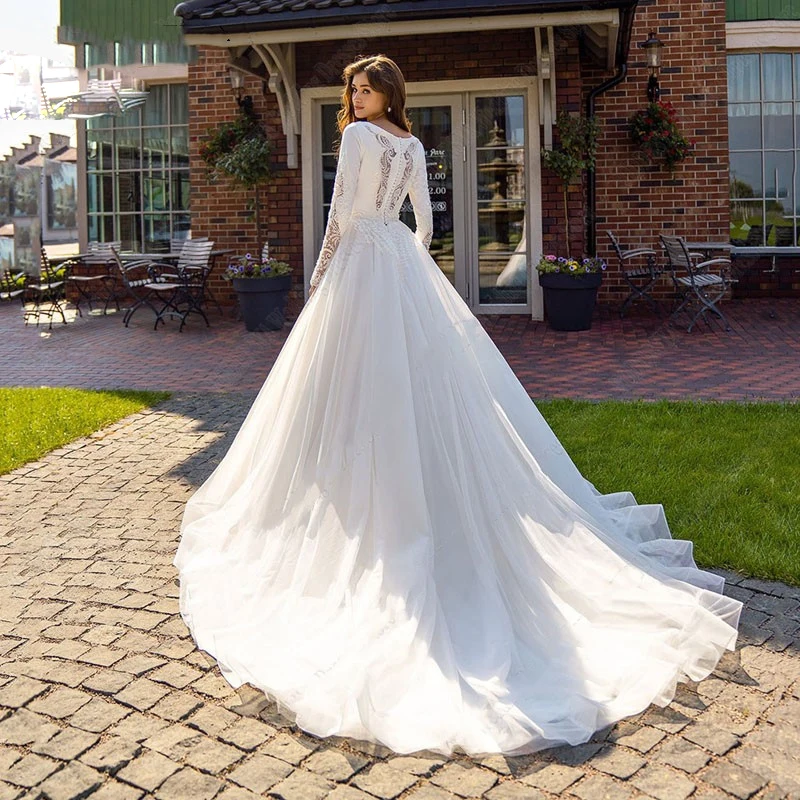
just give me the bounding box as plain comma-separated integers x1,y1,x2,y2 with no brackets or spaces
586,2,638,255
586,64,627,256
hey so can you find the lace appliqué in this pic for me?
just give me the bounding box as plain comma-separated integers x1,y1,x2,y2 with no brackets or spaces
407,141,433,251
375,133,397,211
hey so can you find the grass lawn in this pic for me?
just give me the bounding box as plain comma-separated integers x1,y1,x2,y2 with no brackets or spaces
0,387,171,476
538,399,800,586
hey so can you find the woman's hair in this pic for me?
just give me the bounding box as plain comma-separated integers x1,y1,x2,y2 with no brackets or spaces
335,54,411,144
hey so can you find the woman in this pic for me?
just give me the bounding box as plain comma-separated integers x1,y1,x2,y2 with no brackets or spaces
175,54,741,756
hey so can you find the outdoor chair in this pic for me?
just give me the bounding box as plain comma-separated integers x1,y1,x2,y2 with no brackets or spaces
110,247,160,327
65,241,121,316
23,249,71,329
141,239,216,331
660,234,738,332
0,268,27,306
606,231,662,317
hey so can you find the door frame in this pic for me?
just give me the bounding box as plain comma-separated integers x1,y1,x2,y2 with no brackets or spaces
301,76,542,318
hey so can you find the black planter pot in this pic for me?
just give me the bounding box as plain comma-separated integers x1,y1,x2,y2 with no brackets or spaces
538,271,603,331
232,274,291,332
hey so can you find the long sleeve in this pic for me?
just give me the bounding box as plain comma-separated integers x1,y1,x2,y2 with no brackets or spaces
309,123,362,295
407,139,433,251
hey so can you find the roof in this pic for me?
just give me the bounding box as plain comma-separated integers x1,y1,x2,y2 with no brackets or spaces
174,0,637,34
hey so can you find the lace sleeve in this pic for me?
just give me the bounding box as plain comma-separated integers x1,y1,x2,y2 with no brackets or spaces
407,139,433,251
309,124,362,296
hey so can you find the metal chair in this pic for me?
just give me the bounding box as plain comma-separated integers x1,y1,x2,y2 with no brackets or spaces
660,235,738,332
142,239,216,331
606,231,662,317
110,247,159,327
23,249,71,329
65,241,121,316
0,268,27,306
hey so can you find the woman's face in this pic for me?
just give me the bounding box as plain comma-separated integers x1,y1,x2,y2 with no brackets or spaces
351,72,387,120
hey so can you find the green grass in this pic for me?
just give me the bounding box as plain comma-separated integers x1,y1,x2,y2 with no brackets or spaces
537,400,800,585
0,388,171,475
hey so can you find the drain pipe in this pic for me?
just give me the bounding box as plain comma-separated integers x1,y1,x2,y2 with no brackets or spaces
586,63,627,256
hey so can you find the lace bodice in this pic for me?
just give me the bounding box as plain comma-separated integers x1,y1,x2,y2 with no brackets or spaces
309,121,433,294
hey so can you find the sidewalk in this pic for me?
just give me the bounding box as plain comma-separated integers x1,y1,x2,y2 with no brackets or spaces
1,298,798,400
1,393,799,800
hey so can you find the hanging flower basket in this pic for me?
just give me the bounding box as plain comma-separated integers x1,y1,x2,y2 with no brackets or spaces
629,101,695,172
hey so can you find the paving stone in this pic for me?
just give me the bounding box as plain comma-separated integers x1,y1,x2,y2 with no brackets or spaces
70,697,131,732
682,724,740,756
37,761,104,800
32,728,100,761
0,708,59,746
654,737,712,773
149,691,204,722
269,769,335,800
3,753,60,788
702,760,767,800
640,706,693,734
352,764,418,799
216,788,262,800
484,781,546,800
181,735,245,774
82,670,131,696
428,763,497,798
261,733,320,765
631,764,696,800
86,779,144,800
327,786,381,800
116,750,181,793
29,687,92,719
192,672,236,699
589,746,646,779
0,677,49,709
0,746,21,773
148,662,203,690
228,754,294,794
304,748,369,781
519,764,584,793
569,774,634,800
476,754,512,776
187,704,240,736
142,722,201,757
114,678,170,711
114,655,167,676
219,716,276,750
544,742,602,766
44,639,92,661
80,736,142,773
108,710,170,743
384,755,443,777
77,646,125,667
608,725,666,753
0,781,21,800
155,766,224,800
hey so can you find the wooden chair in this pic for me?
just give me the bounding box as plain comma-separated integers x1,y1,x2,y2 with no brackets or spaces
606,231,662,318
660,235,738,332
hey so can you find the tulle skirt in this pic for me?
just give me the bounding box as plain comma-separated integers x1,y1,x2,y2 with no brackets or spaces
175,213,741,756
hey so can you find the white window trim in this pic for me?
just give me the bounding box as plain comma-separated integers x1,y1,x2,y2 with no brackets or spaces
727,20,800,51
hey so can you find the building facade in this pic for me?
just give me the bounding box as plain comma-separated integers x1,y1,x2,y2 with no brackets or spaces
59,0,800,319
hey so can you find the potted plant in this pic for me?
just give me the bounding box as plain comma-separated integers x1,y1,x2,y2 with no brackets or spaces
199,101,274,250
538,111,603,331
629,101,694,172
223,246,292,332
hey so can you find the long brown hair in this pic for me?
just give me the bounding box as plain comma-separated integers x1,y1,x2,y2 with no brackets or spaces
334,54,411,148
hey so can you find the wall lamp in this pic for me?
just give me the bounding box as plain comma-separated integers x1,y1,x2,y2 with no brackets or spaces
227,66,253,113
638,31,664,103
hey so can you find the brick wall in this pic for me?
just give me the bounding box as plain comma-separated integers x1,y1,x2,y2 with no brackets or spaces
586,0,730,303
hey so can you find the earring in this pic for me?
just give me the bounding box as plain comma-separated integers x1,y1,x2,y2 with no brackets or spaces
387,106,392,112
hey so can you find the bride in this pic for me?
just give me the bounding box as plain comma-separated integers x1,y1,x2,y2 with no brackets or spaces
174,54,741,757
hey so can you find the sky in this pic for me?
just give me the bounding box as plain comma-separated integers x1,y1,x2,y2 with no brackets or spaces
0,0,74,63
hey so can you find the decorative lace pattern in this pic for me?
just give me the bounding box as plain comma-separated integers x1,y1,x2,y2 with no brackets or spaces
387,147,415,214
407,140,433,250
375,134,397,211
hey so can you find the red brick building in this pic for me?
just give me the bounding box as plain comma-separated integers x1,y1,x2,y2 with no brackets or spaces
62,0,800,321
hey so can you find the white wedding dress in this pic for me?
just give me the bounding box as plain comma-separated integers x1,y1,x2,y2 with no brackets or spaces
175,119,742,756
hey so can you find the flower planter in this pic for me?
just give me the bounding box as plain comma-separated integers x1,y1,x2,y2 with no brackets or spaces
538,272,603,331
233,274,291,332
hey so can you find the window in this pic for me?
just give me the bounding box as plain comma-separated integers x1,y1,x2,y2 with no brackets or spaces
728,53,800,247
86,83,189,250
